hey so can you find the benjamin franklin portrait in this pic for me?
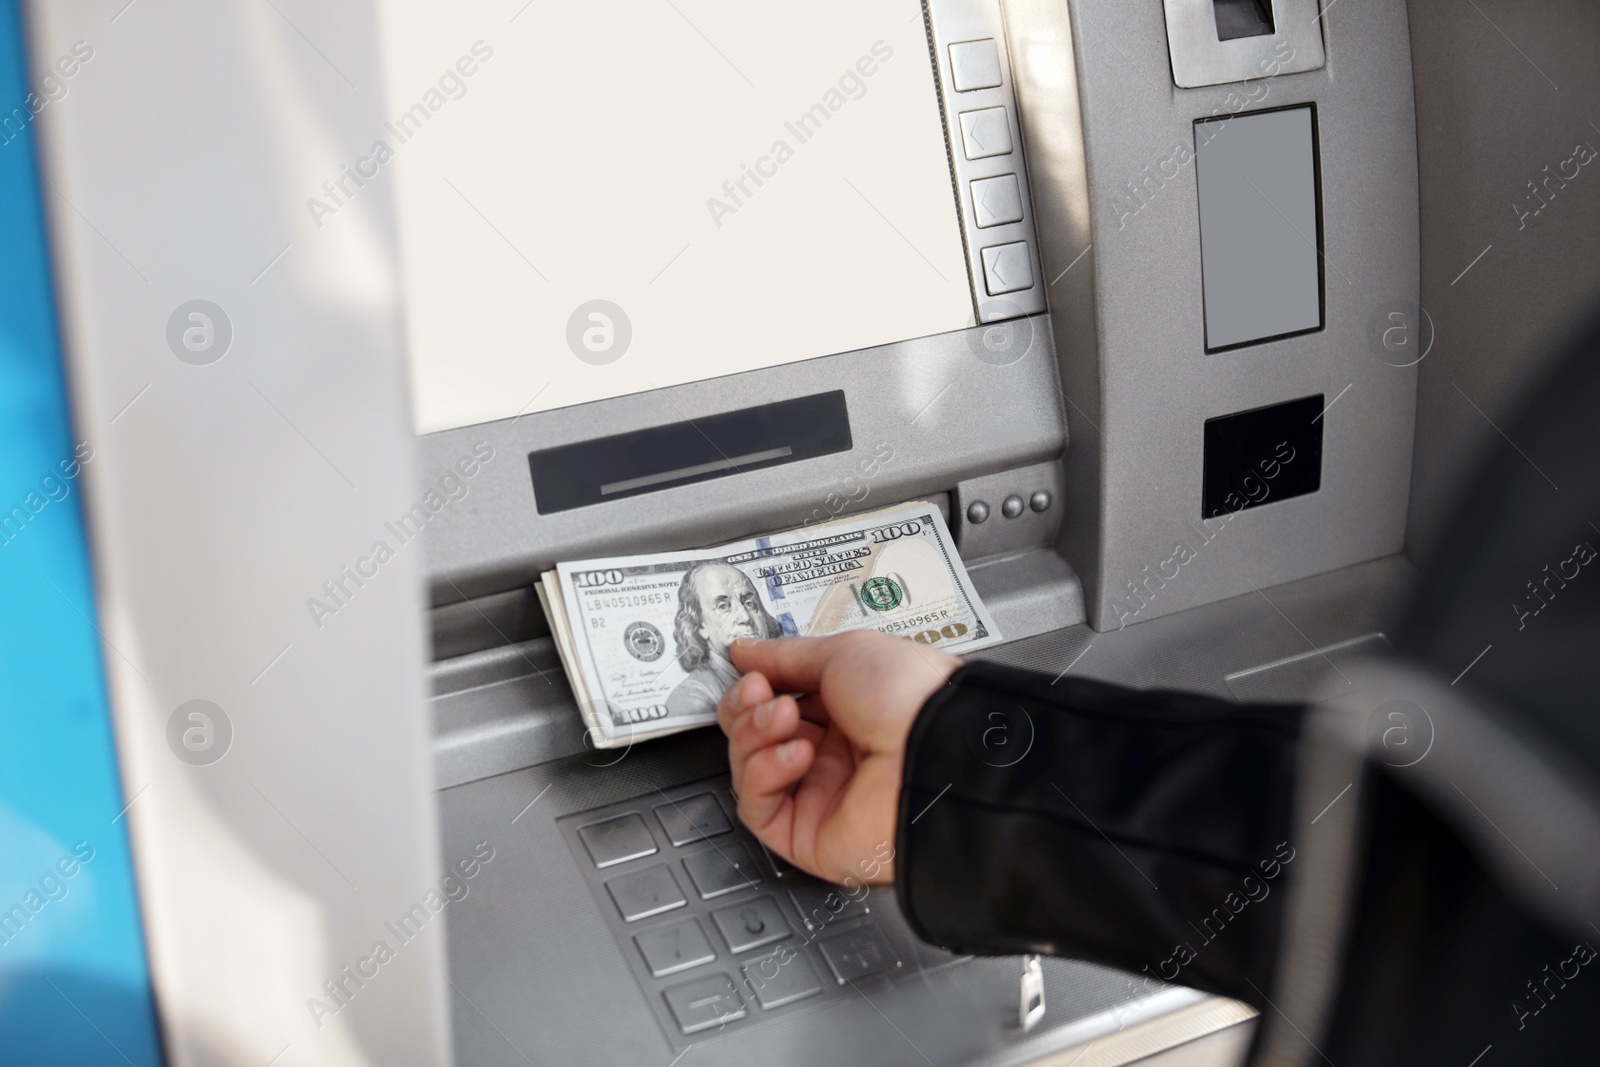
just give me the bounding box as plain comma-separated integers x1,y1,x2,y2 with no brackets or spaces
665,562,783,718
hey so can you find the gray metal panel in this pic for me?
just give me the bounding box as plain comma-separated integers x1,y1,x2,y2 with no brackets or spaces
1012,0,1419,631
998,0,1104,646
418,319,1066,603
1402,0,1600,559
27,3,451,1064
1161,0,1326,90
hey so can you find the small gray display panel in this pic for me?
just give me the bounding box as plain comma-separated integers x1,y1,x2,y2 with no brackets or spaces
1194,104,1323,352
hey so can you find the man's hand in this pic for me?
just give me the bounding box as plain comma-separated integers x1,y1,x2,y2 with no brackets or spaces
717,631,959,886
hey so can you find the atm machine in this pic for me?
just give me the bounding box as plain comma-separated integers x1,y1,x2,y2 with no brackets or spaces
412,1,1412,1060
11,0,1599,1064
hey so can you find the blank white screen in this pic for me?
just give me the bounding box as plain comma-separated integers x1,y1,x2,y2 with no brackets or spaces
377,0,974,434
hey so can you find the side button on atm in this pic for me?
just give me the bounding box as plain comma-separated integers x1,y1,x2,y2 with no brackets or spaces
948,39,1003,91
981,241,1035,296
958,107,1014,160
971,174,1024,228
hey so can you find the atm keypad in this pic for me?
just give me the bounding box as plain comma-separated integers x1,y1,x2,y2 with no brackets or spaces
560,777,960,1047
654,793,732,847
578,812,657,868
743,945,824,1009
636,919,717,978
663,974,747,1035
605,865,687,922
711,895,790,954
819,924,901,984
684,842,761,899
789,880,870,932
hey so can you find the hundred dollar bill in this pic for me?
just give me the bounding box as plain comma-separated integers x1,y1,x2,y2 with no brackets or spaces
540,502,1001,748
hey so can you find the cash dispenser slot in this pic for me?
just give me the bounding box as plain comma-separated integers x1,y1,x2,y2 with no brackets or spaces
529,392,853,514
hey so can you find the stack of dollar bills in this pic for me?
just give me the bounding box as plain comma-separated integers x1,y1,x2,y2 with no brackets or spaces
538,502,1002,748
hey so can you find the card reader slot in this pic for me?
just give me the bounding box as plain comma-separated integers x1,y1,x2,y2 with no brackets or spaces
528,391,852,515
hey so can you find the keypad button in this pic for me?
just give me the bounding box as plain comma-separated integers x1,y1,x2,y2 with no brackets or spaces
577,813,657,868
788,880,870,933
971,174,1024,228
948,39,1003,92
711,895,791,954
742,946,824,1009
757,839,798,879
654,793,732,847
663,974,746,1034
606,864,687,922
958,107,1013,160
981,241,1035,295
635,918,716,978
684,843,761,900
818,924,900,984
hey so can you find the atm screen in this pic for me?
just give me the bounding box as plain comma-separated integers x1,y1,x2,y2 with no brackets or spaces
379,0,975,434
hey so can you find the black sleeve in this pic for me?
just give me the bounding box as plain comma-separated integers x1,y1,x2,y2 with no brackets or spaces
894,661,1304,1004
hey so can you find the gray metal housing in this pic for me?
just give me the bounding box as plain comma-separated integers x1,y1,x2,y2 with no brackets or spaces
1012,0,1420,633
31,0,1600,1063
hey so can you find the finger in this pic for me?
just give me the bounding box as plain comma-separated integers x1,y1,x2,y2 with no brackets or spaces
727,694,800,805
791,726,856,832
726,693,800,753
735,736,815,841
717,671,772,737
730,636,848,694
795,692,830,727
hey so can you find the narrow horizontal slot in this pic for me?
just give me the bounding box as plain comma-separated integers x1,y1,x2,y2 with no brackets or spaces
529,391,852,514
600,446,794,496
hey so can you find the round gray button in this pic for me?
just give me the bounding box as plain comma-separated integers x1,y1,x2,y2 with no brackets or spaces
166,300,233,365
966,501,990,525
1030,491,1052,513
566,300,632,365
166,700,233,766
1001,495,1025,519
966,300,1037,367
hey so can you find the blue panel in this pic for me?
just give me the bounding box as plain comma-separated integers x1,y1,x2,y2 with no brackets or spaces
0,3,164,1064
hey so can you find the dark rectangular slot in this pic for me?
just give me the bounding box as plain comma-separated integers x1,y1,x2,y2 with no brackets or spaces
1202,394,1323,519
529,391,852,514
1214,0,1275,41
